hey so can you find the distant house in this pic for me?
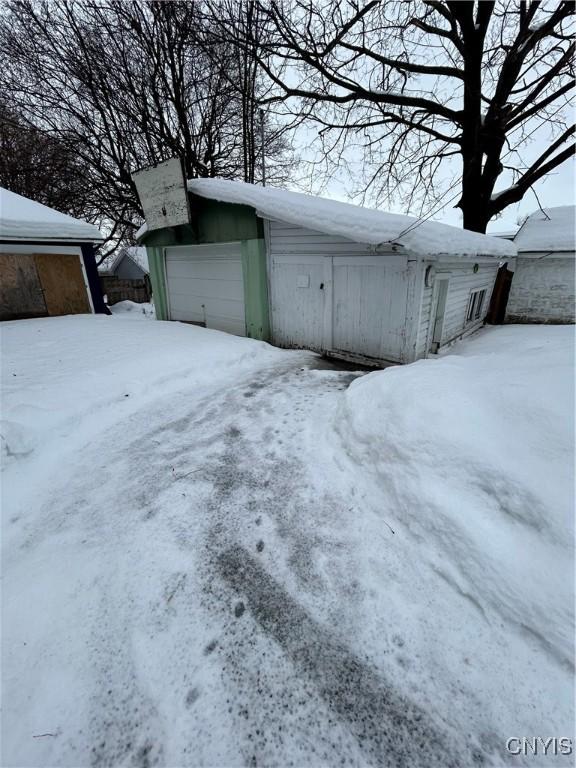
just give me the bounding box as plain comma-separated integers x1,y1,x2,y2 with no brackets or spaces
0,188,106,321
98,246,149,279
98,246,151,306
136,178,515,365
505,206,574,324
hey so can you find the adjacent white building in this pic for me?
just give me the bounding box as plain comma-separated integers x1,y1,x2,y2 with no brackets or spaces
505,206,575,324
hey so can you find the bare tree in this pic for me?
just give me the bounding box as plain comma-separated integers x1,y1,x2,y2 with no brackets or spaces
0,0,294,257
248,0,574,232
199,0,296,186
0,103,91,216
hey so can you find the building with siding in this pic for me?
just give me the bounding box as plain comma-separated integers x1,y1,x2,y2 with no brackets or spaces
98,246,151,306
136,179,515,366
98,247,149,280
0,188,106,321
505,206,575,324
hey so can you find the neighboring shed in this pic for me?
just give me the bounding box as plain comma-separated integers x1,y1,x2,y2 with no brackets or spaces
98,246,151,305
99,246,149,279
137,179,515,366
505,206,575,324
0,189,106,321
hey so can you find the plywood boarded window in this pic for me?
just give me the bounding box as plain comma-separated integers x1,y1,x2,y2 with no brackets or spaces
33,253,90,316
0,253,47,320
0,252,90,321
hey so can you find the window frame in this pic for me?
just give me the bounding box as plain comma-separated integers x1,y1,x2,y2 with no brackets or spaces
466,288,487,324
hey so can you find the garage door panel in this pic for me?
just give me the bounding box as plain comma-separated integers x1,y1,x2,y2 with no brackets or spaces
168,277,243,302
165,243,245,336
166,259,243,281
333,263,408,362
170,293,243,319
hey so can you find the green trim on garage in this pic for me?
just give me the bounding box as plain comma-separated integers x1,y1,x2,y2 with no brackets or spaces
147,246,169,320
241,238,270,341
140,199,262,249
141,195,269,337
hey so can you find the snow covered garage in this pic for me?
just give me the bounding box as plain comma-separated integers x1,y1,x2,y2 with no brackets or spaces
138,179,515,365
505,206,575,324
0,189,106,321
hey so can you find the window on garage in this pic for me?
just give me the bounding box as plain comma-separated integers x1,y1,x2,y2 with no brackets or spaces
466,288,487,323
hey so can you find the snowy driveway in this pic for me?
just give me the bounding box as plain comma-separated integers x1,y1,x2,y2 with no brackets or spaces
3,354,458,766
2,317,573,767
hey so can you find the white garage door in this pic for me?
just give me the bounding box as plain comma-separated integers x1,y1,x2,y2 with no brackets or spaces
332,256,409,362
165,243,246,336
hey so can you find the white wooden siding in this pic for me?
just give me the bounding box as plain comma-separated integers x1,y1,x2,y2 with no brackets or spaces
269,253,326,349
332,257,409,361
267,220,411,363
416,261,499,357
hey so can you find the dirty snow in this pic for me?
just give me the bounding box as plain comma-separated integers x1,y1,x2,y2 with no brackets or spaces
1,318,573,767
186,178,516,258
514,205,575,253
0,187,102,242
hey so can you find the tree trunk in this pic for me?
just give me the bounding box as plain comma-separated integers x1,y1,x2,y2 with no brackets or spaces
459,27,488,233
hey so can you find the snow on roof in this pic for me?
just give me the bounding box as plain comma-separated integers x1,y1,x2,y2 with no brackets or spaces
129,246,149,273
187,179,516,258
490,229,517,240
98,246,149,275
135,221,147,240
514,206,575,253
0,188,103,243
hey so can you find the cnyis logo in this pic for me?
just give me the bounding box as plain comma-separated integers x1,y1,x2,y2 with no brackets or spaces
506,737,573,756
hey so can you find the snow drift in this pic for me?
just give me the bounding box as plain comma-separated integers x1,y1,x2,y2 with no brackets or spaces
0,314,282,465
337,325,574,669
187,178,516,258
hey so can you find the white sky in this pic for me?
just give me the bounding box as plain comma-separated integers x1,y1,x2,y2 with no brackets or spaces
289,134,575,236
276,2,575,237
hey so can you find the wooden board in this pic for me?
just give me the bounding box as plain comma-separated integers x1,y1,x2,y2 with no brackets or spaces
33,253,90,316
0,253,47,320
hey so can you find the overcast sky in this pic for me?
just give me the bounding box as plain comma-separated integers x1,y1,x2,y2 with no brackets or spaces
290,131,574,236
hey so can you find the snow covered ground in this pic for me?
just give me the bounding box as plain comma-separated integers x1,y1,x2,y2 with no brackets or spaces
109,299,156,319
1,315,573,767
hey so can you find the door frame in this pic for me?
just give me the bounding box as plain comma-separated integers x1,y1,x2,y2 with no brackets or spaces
428,277,450,354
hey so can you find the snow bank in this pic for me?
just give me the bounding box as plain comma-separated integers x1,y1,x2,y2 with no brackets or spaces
0,187,102,242
109,300,155,318
1,315,281,465
514,205,575,253
337,325,574,668
188,179,516,258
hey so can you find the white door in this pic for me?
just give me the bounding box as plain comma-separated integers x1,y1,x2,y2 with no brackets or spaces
331,256,409,363
269,253,327,349
269,251,409,363
165,243,245,336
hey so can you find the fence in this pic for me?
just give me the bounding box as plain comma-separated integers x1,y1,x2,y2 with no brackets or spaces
100,275,152,306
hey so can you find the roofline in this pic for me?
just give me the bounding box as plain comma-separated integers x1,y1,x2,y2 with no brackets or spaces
0,236,103,245
516,248,575,255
